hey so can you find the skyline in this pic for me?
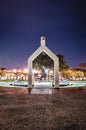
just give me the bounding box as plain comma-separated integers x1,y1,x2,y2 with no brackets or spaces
0,0,86,69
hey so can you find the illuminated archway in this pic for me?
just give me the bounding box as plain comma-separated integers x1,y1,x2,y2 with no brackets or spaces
28,36,59,88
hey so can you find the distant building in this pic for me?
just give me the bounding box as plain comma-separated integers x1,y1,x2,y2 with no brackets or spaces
77,63,86,70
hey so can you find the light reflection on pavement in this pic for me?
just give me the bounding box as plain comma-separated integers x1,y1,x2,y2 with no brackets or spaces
31,88,53,94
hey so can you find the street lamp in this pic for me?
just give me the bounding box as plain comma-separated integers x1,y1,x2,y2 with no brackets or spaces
45,68,50,81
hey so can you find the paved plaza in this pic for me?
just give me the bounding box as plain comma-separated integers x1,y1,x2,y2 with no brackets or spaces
0,86,86,130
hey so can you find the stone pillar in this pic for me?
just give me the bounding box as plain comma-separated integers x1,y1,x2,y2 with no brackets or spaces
54,60,59,88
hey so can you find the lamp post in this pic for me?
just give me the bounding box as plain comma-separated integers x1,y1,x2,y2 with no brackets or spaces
45,68,50,81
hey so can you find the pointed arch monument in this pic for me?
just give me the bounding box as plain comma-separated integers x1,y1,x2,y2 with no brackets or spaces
28,36,59,88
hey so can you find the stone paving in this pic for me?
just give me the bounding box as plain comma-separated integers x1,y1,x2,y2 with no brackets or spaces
31,88,53,94
0,86,86,130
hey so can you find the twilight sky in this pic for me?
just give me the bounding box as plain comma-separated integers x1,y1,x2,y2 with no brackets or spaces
0,0,86,69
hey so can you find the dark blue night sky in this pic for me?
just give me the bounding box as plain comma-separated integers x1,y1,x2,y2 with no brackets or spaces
0,0,86,69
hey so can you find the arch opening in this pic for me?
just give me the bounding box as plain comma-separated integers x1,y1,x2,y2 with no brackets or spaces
32,51,54,87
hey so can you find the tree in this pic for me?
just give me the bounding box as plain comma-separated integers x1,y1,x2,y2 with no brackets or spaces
33,52,54,69
56,54,69,71
33,53,69,72
0,68,7,76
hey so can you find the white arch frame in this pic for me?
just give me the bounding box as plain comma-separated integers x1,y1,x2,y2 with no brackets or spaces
28,37,59,88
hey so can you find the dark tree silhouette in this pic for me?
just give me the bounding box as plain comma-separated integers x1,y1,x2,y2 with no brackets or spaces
56,54,69,71
33,53,69,72
33,52,54,69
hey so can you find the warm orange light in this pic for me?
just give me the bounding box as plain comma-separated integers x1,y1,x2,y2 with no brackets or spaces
49,70,53,74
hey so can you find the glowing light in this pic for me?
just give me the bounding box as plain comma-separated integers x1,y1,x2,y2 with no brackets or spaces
49,70,53,74
23,68,28,73
12,69,17,73
45,68,50,74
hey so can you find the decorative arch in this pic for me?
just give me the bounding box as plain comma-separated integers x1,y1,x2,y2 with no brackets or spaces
28,36,59,88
